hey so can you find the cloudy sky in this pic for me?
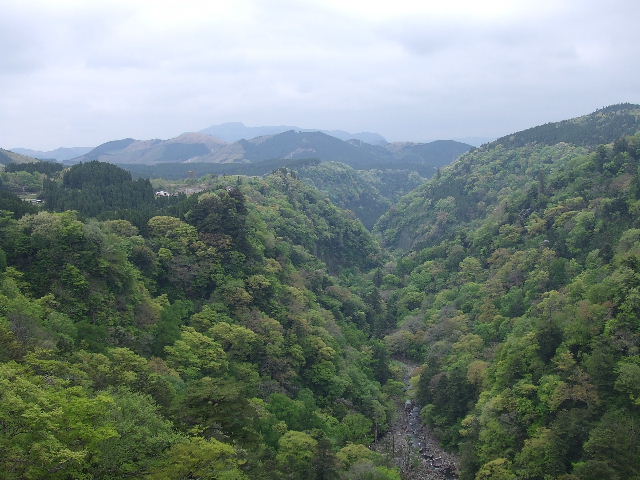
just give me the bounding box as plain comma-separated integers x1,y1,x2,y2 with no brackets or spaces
1,0,639,149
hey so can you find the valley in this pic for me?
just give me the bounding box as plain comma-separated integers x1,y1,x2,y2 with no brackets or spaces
1,104,640,479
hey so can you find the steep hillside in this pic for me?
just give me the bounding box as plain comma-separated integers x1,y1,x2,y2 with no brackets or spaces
375,105,640,251
0,147,39,165
491,103,640,149
39,161,382,272
375,142,589,250
294,162,425,229
0,162,400,480
375,108,640,479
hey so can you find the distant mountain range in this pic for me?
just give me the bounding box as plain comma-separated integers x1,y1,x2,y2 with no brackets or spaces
199,122,388,145
71,133,228,165
11,146,93,161
69,130,472,173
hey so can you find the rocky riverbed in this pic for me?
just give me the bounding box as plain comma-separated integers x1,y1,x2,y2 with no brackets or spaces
374,363,459,480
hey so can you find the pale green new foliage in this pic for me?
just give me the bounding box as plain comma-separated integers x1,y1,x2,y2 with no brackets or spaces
276,430,318,480
165,327,228,378
146,436,247,480
0,362,118,480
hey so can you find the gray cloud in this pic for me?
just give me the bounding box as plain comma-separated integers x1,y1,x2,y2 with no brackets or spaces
0,0,639,150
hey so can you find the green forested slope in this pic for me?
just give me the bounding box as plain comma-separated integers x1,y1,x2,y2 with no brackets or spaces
378,126,640,479
293,162,424,229
375,142,590,250
0,164,400,479
0,147,39,165
4,105,640,480
375,104,640,251
493,103,640,149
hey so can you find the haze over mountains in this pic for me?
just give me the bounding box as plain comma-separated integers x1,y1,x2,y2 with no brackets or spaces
2,124,473,233
68,129,473,171
10,123,388,161
199,122,389,145
11,146,93,162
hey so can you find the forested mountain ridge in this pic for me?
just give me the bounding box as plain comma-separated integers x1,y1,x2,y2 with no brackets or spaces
375,141,590,250
374,107,640,479
0,162,402,479
375,104,640,251
490,103,640,149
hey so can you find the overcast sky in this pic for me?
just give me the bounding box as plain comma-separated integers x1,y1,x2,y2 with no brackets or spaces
1,0,639,150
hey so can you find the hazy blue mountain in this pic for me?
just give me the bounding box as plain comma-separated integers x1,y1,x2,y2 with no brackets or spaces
200,121,388,145
197,130,472,173
384,140,473,168
69,129,472,175
204,130,383,165
318,129,388,145
11,146,93,161
76,138,139,160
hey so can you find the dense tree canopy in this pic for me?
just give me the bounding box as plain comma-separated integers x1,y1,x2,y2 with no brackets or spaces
376,131,640,479
2,105,640,480
0,162,399,479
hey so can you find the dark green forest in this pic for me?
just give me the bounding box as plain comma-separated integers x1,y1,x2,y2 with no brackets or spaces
2,104,640,480
291,162,425,230
376,105,640,479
